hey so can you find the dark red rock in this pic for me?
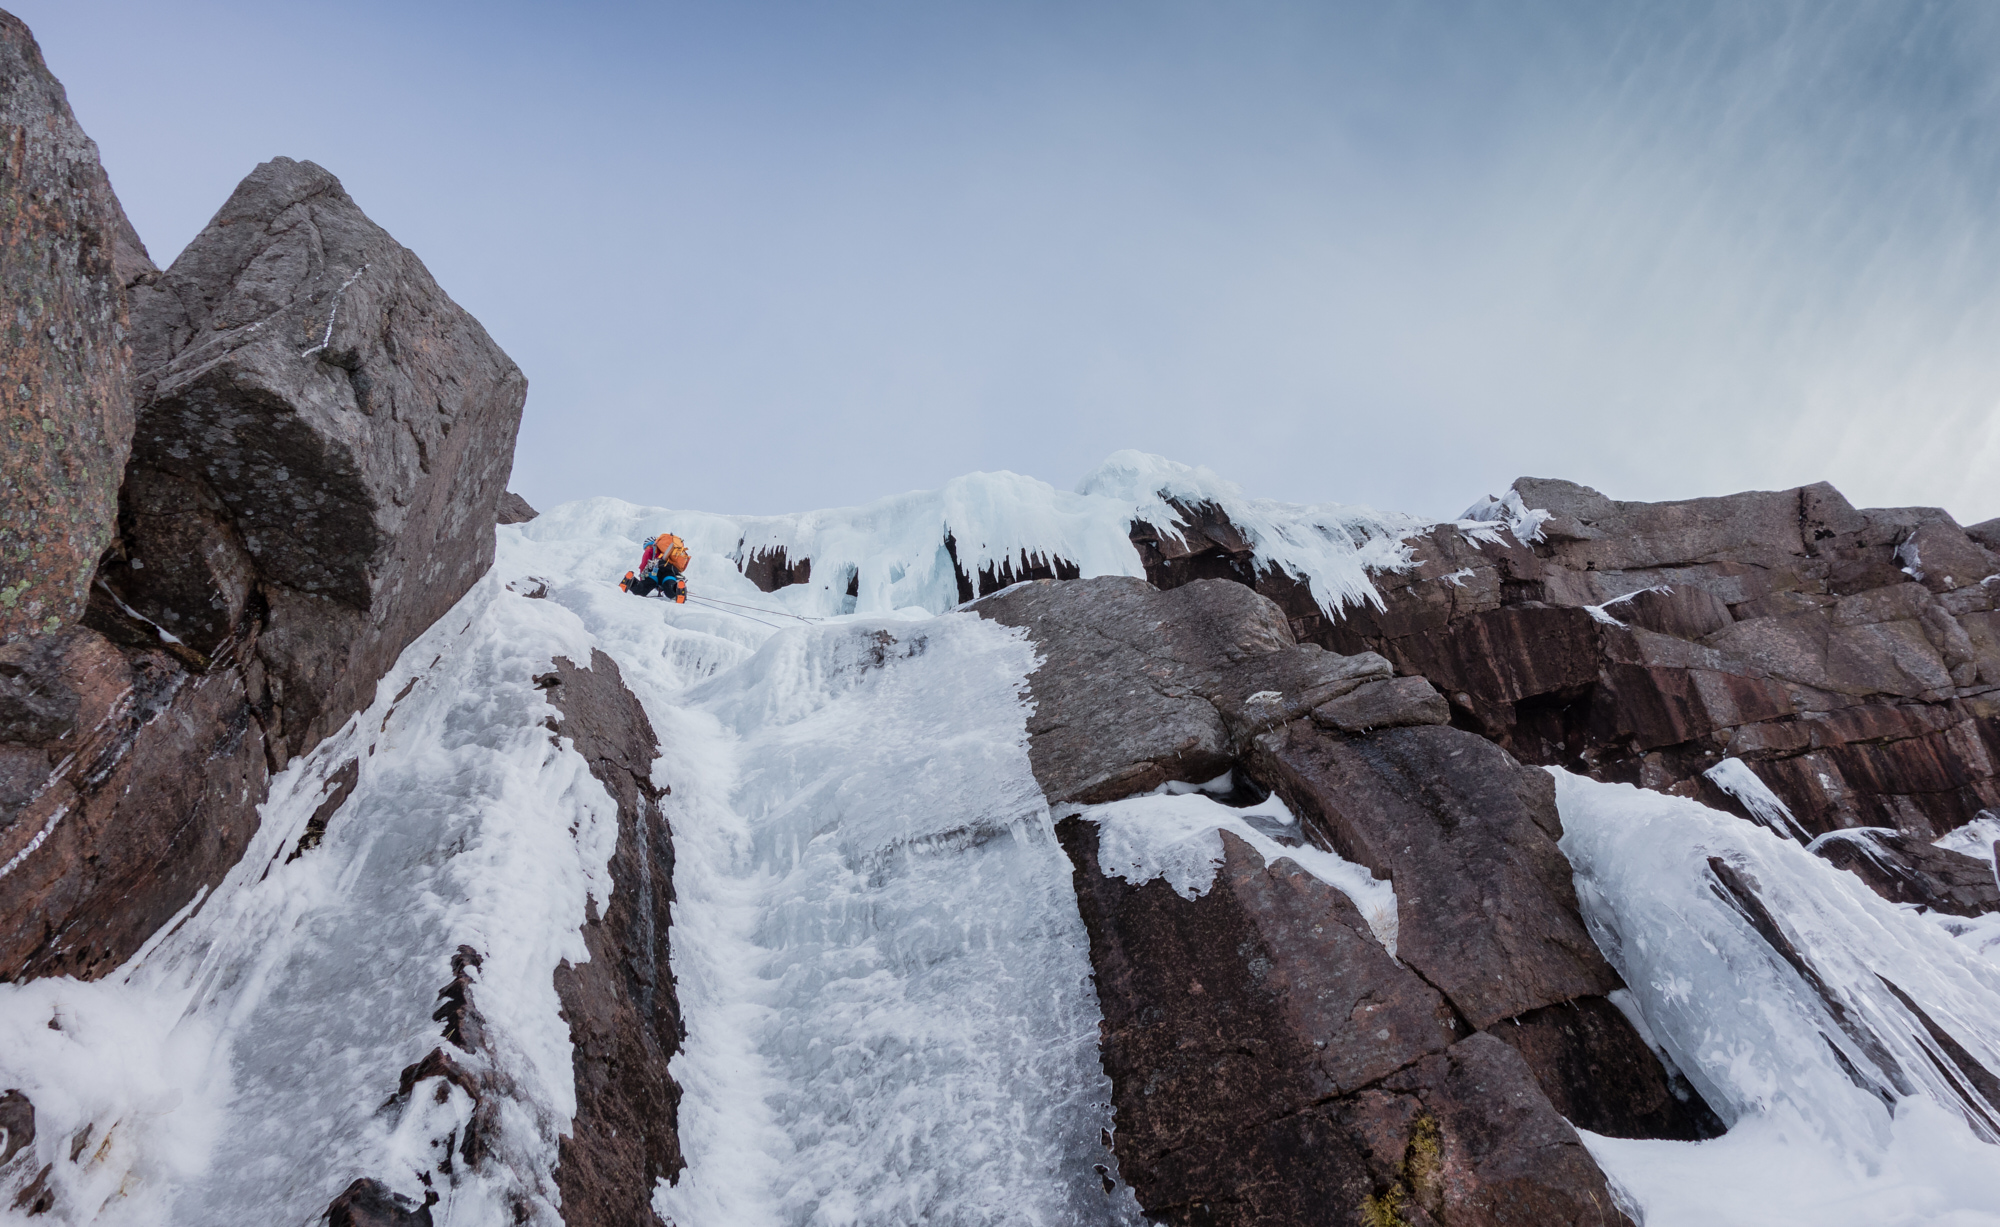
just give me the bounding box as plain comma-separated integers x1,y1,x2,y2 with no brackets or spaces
541,650,683,1224
1126,483,2000,846
1247,721,1621,1029
114,155,527,762
495,491,538,524
1485,997,1724,1141
0,1089,32,1166
1967,517,2000,554
1614,586,1734,641
944,533,1081,603
1366,1034,1635,1227
0,626,268,981
1059,819,1632,1226
974,576,1394,805
1311,675,1450,733
326,1178,435,1227
1813,828,2000,917
738,545,811,592
3,153,526,984
0,11,152,641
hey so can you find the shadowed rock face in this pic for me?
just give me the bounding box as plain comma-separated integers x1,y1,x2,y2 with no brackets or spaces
0,12,152,643
1813,829,2000,918
1,150,525,982
110,155,527,760
1133,482,2000,915
1247,722,1620,1030
1062,822,1634,1226
985,576,1677,1223
496,491,538,525
540,651,684,1225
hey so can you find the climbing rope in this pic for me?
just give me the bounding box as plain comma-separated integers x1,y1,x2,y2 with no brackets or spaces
685,594,823,624
679,594,795,631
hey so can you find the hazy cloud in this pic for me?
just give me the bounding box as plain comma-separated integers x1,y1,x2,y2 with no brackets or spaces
21,0,2000,522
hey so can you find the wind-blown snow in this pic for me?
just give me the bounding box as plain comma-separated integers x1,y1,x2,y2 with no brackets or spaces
1456,486,1552,545
1553,769,2000,1226
1076,785,1399,955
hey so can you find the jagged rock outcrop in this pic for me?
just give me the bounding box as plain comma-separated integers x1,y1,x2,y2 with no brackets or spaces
497,491,538,524
1,146,526,981
975,577,1403,804
1813,828,2000,917
1132,481,2000,916
109,155,526,757
982,575,1699,1223
0,12,151,642
539,651,684,1225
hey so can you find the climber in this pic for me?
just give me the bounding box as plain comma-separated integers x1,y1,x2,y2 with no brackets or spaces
620,532,689,603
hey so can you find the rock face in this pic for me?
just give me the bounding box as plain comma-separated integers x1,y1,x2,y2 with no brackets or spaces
539,651,684,1225
0,12,151,643
1131,482,2000,915
1,151,525,981
983,576,1693,1224
497,491,538,524
1247,722,1619,1030
974,577,1403,804
1062,823,1636,1226
110,155,527,759
1813,828,2000,918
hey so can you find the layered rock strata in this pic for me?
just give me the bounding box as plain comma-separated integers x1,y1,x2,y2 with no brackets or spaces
1,146,525,980
1133,483,2000,916
979,577,1711,1225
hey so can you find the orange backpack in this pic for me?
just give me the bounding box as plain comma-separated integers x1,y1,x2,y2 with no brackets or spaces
655,533,690,572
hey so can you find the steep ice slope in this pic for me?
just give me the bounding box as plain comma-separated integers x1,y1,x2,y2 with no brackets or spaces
1556,771,2000,1226
519,505,1143,1226
0,564,625,1223
0,489,1142,1224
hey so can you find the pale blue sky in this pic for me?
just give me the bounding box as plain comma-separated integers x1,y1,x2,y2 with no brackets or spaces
19,1,2000,523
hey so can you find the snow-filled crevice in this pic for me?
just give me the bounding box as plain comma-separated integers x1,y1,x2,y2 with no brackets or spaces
639,612,1141,1227
1552,769,2000,1225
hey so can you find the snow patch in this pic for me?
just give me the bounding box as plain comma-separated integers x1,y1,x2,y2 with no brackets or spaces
1079,788,1399,955
1457,487,1552,545
1936,813,2000,862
